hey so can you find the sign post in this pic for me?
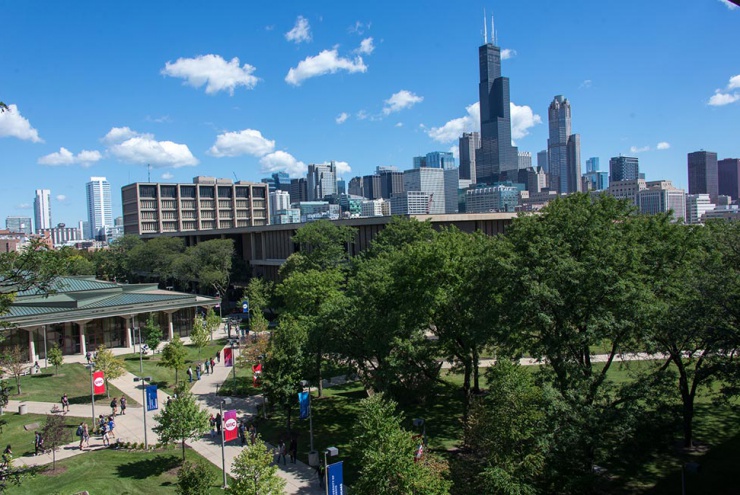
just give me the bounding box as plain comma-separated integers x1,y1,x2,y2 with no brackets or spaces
326,460,344,495
223,409,238,442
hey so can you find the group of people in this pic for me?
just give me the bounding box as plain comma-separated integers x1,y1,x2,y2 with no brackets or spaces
187,351,220,382
109,397,127,416
97,415,116,447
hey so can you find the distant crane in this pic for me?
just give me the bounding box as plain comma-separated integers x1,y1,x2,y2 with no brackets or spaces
233,172,239,182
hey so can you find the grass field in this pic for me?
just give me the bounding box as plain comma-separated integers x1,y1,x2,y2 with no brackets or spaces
0,412,85,457
6,448,228,494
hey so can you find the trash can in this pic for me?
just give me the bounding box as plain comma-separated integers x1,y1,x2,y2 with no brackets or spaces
308,450,319,467
19,403,27,415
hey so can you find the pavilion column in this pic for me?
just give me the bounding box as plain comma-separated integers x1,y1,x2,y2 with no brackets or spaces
27,329,36,365
124,316,133,349
76,320,91,356
165,311,175,341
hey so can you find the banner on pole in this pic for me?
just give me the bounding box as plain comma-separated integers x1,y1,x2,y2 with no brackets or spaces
327,461,345,495
224,347,233,367
93,370,105,395
146,385,158,411
223,409,238,442
298,391,310,420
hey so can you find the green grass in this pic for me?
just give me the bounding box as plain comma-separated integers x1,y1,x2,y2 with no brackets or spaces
120,339,228,392
0,412,86,457
215,364,261,397
7,447,228,494
11,363,138,407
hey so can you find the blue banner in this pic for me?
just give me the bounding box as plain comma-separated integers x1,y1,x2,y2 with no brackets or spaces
327,461,344,495
298,391,310,420
146,385,158,411
242,300,249,313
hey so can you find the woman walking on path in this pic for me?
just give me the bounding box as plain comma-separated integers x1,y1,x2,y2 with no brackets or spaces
110,398,118,416
82,423,90,448
61,394,70,413
120,396,127,415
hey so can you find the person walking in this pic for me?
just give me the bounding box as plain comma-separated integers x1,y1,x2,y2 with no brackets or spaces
249,423,257,445
85,351,92,364
209,414,216,438
108,416,116,439
110,397,118,416
187,366,193,383
289,436,298,464
120,396,127,415
101,421,110,447
215,413,222,436
278,440,287,465
77,422,85,450
239,422,247,446
216,350,220,363
204,359,210,375
195,363,201,381
34,432,43,456
82,423,90,448
210,357,215,371
61,393,70,413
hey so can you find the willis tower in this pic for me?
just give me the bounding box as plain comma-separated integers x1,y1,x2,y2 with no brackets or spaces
476,14,518,185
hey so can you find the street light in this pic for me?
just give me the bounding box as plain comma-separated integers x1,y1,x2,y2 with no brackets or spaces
85,362,96,422
228,339,238,391
323,447,338,494
137,324,144,375
300,380,315,454
133,376,152,449
220,397,232,489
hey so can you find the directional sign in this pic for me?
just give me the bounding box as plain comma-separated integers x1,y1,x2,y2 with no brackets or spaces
327,461,344,495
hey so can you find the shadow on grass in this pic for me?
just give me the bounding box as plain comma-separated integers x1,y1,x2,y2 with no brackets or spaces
115,453,182,480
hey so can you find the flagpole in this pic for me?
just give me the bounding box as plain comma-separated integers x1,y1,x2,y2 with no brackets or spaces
88,364,95,423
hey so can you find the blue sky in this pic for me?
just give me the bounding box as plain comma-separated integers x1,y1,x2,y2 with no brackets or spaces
1,0,738,226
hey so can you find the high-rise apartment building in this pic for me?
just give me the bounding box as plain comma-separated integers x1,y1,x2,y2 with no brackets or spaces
459,132,480,183
378,168,404,199
403,167,445,214
476,26,518,184
518,151,532,170
307,162,337,201
121,177,269,235
86,177,113,241
547,96,581,194
34,189,52,233
5,216,32,235
609,156,639,182
638,180,686,222
586,157,600,174
718,158,740,200
688,151,719,202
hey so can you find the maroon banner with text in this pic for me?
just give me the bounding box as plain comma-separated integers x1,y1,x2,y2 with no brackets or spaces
93,370,106,395
224,347,233,367
223,409,238,442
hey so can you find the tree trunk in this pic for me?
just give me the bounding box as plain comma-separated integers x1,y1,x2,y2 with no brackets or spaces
472,347,480,394
462,361,472,419
182,438,186,461
316,351,323,398
676,357,694,448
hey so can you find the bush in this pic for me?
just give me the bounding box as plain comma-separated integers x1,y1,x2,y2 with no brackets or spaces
177,460,217,495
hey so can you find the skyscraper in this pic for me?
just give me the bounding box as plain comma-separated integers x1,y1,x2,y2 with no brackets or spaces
687,151,718,202
378,167,404,199
34,189,52,233
86,177,112,241
307,162,337,201
459,132,480,183
586,157,600,174
5,216,32,235
718,158,740,200
609,156,640,182
403,167,445,214
476,18,518,184
537,150,549,174
547,95,581,194
518,151,532,170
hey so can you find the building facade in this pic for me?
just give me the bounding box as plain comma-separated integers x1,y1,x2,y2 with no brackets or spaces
466,185,519,213
307,162,337,201
5,216,32,235
609,156,639,182
34,189,52,233
269,190,291,224
403,167,446,214
608,178,647,206
718,158,740,200
517,151,532,170
360,199,390,217
685,194,716,224
688,151,719,202
637,180,686,222
38,223,83,246
378,168,404,199
121,177,269,235
390,191,432,215
459,132,480,183
86,177,113,241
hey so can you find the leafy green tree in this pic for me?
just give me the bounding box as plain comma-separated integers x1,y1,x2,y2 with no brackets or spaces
280,220,355,276
242,277,273,317
48,343,64,375
205,307,221,342
227,434,286,495
351,393,451,495
263,316,307,431
176,460,218,495
174,239,234,295
159,335,188,385
153,384,210,461
190,314,210,358
93,344,126,398
362,216,436,259
41,413,70,471
128,236,185,284
1,346,28,394
92,234,143,282
142,313,163,352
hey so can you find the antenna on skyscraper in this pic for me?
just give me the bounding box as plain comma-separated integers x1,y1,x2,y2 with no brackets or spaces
483,8,488,44
492,14,497,45
147,163,151,182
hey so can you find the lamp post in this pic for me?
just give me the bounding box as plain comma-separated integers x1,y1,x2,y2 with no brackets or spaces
86,362,95,422
220,397,232,489
323,447,338,495
300,380,315,453
228,339,238,391
137,324,144,375
133,376,152,449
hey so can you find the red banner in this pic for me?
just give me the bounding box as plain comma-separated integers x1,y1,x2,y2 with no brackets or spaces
252,363,262,374
224,347,233,367
93,370,106,395
223,409,238,442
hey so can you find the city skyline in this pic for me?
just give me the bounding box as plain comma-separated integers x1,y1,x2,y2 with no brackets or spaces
1,1,739,225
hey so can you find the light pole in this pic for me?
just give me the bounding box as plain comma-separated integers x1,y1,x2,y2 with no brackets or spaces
86,362,95,422
43,325,48,369
220,397,232,489
228,339,238,391
323,447,338,494
300,380,315,453
137,325,144,375
133,376,152,449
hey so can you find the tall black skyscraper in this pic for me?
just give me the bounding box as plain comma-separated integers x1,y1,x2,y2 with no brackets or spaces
476,18,518,185
609,156,640,182
688,151,718,202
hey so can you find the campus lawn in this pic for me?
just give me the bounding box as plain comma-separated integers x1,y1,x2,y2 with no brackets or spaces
215,364,260,397
7,447,228,494
0,412,86,457
11,363,138,407
120,339,229,392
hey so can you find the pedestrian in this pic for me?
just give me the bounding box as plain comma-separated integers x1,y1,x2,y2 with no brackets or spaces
249,423,257,445
196,364,201,380
120,396,127,415
289,436,297,463
98,414,106,434
77,422,85,450
166,396,172,407
216,350,220,363
278,440,287,465
110,397,118,416
215,413,222,435
108,416,116,438
2,445,12,468
204,359,210,375
210,357,215,371
34,432,43,456
209,414,216,438
83,423,90,448
101,421,110,447
61,393,70,413
239,422,247,446
34,361,40,374
85,351,92,364
187,366,193,383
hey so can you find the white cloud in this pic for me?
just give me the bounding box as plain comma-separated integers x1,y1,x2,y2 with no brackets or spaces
15,203,31,210
38,147,102,166
259,151,307,177
0,104,43,142
383,90,423,115
510,102,542,141
501,49,517,60
630,145,650,153
719,0,738,9
656,141,671,150
56,194,67,202
395,122,403,128
161,54,258,95
579,79,593,89
103,127,198,168
336,112,349,124
356,37,375,55
161,172,174,180
449,145,459,160
207,129,275,157
729,74,740,90
333,161,352,175
356,110,368,120
285,16,312,43
708,91,740,106
348,21,371,35
285,48,367,86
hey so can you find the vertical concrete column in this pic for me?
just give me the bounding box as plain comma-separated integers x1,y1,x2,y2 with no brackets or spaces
125,316,133,349
77,320,89,356
167,312,175,341
27,329,36,364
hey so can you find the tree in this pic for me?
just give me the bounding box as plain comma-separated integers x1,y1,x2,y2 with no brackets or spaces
205,307,220,342
280,220,356,276
41,414,70,471
93,344,125,398
128,236,185,284
174,239,234,295
153,384,210,461
350,393,451,495
92,234,143,282
48,343,64,375
190,314,210,358
142,313,163,352
176,460,218,495
227,434,286,495
1,346,28,394
242,277,273,317
159,335,188,386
